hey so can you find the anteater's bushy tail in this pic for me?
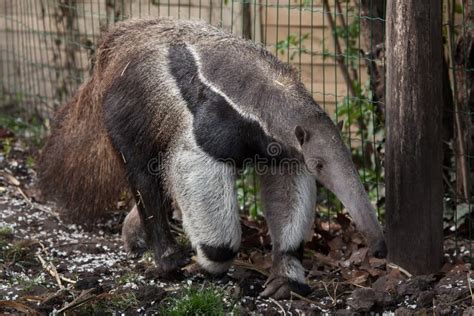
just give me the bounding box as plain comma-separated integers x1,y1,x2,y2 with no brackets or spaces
38,30,130,223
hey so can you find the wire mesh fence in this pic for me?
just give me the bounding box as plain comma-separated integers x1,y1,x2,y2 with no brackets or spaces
0,0,472,260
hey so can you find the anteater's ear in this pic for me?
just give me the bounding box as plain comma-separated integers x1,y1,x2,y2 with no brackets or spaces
337,120,344,132
295,125,310,146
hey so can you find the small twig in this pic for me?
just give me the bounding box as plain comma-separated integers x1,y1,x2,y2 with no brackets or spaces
54,241,97,248
269,298,287,316
36,248,76,285
17,187,33,208
443,294,472,307
443,172,460,201
290,291,334,309
35,204,63,223
39,288,69,306
36,253,63,288
121,61,131,76
56,289,96,314
233,259,269,277
169,222,184,234
322,280,337,305
343,281,369,289
467,271,474,304
15,187,63,223
136,190,146,208
387,262,412,278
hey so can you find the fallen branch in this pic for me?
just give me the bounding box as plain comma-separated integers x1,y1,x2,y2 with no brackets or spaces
0,301,41,315
55,289,96,314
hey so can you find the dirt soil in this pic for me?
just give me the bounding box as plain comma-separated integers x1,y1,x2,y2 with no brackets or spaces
0,137,473,315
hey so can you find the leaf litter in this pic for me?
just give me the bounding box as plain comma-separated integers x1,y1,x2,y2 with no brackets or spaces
0,134,473,315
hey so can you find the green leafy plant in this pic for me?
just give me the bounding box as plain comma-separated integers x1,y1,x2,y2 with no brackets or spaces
0,113,47,148
236,167,262,219
1,138,12,157
77,292,139,314
331,10,385,215
117,271,143,286
276,33,310,60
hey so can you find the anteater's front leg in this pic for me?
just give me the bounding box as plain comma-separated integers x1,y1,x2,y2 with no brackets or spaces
259,166,316,299
168,146,241,275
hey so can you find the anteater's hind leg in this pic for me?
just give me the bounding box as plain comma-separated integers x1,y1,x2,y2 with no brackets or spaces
122,205,146,257
125,167,189,273
103,62,189,273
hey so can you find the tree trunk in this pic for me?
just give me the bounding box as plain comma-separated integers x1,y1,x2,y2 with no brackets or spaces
242,0,252,39
385,0,444,274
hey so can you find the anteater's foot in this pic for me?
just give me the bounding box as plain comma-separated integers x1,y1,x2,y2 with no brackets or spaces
122,205,147,258
260,273,311,300
155,244,191,275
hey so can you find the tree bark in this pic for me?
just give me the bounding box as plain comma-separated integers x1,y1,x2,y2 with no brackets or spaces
385,0,444,274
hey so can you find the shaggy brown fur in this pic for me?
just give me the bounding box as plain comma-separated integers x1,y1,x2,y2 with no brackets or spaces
37,25,135,223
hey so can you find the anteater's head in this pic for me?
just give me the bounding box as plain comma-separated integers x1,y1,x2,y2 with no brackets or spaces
295,113,387,258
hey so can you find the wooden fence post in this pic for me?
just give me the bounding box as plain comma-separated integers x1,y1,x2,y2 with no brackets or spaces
385,0,444,274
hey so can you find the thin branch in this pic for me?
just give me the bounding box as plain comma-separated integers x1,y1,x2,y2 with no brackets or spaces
322,0,356,97
448,0,471,201
335,0,359,83
290,291,335,309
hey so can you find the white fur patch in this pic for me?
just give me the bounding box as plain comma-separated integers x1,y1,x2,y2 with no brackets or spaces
167,131,241,262
279,169,316,252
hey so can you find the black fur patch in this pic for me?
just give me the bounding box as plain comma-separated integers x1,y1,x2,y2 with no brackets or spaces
104,52,166,179
288,279,312,296
103,53,180,259
168,44,292,167
283,242,305,261
200,244,237,262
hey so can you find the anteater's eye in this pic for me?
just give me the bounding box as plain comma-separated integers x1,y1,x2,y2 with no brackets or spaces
310,159,324,172
316,161,324,171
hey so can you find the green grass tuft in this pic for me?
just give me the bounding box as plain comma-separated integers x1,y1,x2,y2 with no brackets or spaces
0,226,13,239
117,271,142,286
163,286,226,316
